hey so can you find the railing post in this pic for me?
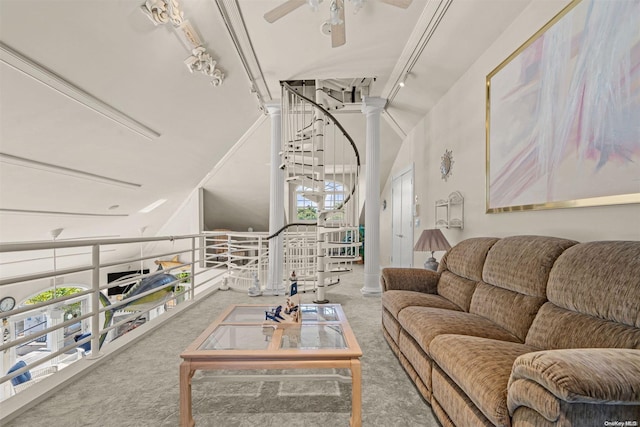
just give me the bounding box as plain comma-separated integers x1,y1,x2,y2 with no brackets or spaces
257,235,263,291
190,237,196,300
315,229,328,303
47,308,64,364
88,244,102,359
226,234,232,278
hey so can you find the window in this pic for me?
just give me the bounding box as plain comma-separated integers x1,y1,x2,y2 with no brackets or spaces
295,181,345,220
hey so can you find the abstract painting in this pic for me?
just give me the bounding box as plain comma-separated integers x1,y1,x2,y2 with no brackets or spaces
486,0,640,213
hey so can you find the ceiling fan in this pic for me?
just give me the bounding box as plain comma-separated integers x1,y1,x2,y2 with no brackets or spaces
264,0,413,48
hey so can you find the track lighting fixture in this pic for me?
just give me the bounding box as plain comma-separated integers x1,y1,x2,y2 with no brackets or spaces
398,72,409,88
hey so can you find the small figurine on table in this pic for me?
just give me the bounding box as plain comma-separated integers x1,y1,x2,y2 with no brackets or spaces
264,271,301,327
265,305,285,322
287,271,301,322
285,297,299,315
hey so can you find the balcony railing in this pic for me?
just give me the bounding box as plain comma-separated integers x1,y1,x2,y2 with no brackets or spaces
0,233,227,412
204,225,319,294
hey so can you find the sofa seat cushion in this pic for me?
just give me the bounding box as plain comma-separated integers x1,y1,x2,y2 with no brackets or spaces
430,334,538,427
398,306,521,357
398,328,436,396
382,290,461,318
432,365,495,427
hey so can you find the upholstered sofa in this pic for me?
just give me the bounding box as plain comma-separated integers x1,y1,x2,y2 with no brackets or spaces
381,235,640,426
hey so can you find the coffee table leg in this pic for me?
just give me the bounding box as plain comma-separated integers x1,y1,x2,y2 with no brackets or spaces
180,362,195,427
350,358,362,427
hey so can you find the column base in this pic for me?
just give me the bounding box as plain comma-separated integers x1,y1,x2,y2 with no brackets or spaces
361,272,382,296
360,287,381,297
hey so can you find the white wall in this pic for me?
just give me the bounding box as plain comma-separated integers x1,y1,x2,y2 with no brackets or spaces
381,0,640,268
143,187,202,266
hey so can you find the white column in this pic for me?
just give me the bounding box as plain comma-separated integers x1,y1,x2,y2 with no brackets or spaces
361,97,386,296
265,101,286,295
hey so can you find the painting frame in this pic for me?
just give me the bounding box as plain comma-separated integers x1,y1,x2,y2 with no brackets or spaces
486,0,640,213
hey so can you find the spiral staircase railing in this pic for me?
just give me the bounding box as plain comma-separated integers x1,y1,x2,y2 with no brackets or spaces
280,81,362,302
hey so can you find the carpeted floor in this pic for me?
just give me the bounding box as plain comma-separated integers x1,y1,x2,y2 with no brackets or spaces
7,266,439,426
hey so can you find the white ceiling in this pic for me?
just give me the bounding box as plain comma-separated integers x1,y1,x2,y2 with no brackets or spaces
0,0,532,249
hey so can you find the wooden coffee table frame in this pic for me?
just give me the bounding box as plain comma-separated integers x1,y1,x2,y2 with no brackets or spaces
179,304,363,427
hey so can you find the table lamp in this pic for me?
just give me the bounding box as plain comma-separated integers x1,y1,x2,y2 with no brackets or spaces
414,229,451,271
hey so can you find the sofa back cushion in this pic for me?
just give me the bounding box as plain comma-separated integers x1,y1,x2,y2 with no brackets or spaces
526,241,640,349
469,236,577,342
438,237,499,311
525,303,640,349
482,235,578,297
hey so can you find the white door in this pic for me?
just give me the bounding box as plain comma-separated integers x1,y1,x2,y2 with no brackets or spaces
391,167,413,267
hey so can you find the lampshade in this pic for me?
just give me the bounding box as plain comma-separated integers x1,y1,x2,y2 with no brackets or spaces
414,229,451,271
414,229,451,253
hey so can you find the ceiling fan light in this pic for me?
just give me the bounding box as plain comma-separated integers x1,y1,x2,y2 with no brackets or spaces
351,0,364,13
308,0,323,11
329,0,343,25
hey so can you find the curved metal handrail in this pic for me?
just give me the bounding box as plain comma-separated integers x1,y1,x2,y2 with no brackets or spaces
267,222,316,240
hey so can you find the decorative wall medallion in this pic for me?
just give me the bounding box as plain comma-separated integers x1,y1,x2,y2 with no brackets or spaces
440,149,454,181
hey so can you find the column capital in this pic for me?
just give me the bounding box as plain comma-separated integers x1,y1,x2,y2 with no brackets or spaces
265,100,282,115
361,97,386,115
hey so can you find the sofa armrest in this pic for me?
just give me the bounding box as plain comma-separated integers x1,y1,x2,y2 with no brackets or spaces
380,268,439,293
508,348,640,419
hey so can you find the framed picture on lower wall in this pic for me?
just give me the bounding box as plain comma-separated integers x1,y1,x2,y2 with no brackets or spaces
485,0,640,213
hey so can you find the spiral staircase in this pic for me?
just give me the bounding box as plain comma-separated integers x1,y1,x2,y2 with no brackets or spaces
280,80,363,302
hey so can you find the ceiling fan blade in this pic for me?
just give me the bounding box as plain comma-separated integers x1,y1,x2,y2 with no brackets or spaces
378,0,412,9
264,0,306,23
331,0,346,48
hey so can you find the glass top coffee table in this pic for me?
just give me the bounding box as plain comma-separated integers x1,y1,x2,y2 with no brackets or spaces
179,304,363,426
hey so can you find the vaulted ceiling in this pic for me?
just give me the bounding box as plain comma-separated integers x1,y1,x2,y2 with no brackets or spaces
0,0,533,247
